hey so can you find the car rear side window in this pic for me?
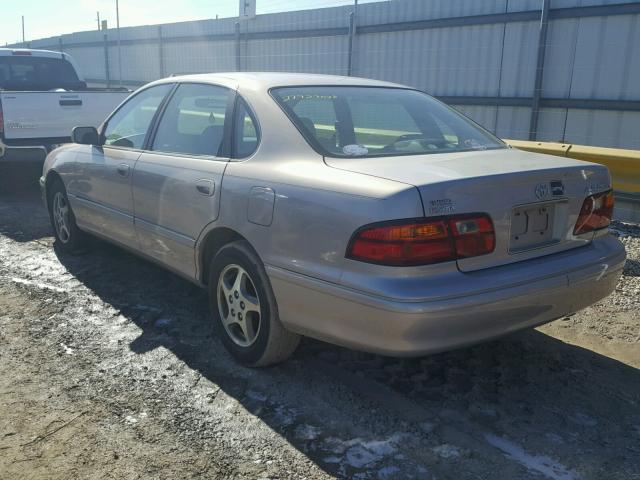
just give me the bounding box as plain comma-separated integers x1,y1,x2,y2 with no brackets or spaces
103,84,172,149
271,86,505,158
151,83,233,158
287,96,338,153
232,98,259,159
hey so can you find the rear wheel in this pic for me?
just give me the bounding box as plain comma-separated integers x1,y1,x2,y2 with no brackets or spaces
47,179,86,252
209,240,300,367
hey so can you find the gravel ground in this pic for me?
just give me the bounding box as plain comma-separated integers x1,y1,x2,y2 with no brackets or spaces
0,170,638,479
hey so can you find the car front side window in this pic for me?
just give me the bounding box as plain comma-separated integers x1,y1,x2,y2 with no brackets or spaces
103,84,173,149
151,83,233,158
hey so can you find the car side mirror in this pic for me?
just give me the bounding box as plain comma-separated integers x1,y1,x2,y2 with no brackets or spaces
72,126,99,145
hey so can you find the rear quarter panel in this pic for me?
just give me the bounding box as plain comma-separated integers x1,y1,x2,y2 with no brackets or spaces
218,158,424,284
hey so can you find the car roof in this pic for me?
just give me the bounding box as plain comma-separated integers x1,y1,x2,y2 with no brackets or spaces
0,48,68,59
151,72,408,90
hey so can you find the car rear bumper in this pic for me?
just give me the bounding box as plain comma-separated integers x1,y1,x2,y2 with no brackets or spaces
0,141,47,163
267,234,626,356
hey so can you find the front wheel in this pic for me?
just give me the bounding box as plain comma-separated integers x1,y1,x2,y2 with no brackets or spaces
47,179,86,252
208,240,300,367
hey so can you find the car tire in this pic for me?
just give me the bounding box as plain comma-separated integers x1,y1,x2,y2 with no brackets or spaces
47,178,87,253
208,240,300,367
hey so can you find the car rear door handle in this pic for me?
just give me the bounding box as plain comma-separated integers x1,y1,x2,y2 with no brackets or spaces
116,164,130,177
195,179,215,196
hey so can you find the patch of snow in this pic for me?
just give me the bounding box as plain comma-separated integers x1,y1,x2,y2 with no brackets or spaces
360,439,396,457
568,412,598,427
346,445,383,468
323,456,341,464
485,434,579,480
343,437,398,469
153,318,172,328
322,437,354,455
432,444,462,459
545,433,565,445
60,343,74,355
11,277,67,293
246,389,268,402
294,424,320,441
272,405,296,427
377,466,401,479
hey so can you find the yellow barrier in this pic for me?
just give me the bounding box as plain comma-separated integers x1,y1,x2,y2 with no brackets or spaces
504,139,640,194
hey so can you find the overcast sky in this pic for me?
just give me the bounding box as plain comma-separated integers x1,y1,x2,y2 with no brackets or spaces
1,0,378,46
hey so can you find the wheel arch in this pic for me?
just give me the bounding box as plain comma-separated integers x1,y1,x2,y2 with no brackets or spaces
43,169,64,209
44,169,63,196
198,226,261,285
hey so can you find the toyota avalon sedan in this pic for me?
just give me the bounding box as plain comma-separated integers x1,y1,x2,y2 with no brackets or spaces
40,73,626,366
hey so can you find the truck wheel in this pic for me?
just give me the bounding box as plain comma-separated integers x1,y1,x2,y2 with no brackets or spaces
208,240,300,367
48,179,86,252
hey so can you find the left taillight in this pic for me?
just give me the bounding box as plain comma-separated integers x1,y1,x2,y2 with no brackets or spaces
346,213,495,266
573,190,614,235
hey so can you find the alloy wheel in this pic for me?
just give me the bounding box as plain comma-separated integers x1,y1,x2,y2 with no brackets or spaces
52,191,71,243
217,264,262,347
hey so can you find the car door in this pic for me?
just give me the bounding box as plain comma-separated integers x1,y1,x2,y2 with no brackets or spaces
72,83,173,248
132,83,235,278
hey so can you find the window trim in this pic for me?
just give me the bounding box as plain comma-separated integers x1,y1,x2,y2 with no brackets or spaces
268,85,507,159
99,82,176,152
230,95,261,161
142,82,179,151
144,81,236,161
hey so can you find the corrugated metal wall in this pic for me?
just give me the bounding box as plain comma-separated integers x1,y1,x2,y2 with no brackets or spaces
19,0,640,149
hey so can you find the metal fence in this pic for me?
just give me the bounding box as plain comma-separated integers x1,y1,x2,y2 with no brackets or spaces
14,0,640,150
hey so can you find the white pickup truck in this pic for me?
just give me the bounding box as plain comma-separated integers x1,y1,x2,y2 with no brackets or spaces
0,48,131,163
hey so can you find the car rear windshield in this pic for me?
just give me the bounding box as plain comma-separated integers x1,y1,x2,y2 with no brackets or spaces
271,86,505,158
0,56,83,91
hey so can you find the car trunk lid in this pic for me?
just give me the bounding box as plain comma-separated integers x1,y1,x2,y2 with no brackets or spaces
325,148,612,272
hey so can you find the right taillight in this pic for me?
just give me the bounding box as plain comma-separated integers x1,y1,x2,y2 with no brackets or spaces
347,213,495,266
573,190,614,235
0,99,4,136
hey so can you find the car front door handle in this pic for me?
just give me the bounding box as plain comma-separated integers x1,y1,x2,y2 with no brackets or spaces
195,179,215,196
116,164,130,177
